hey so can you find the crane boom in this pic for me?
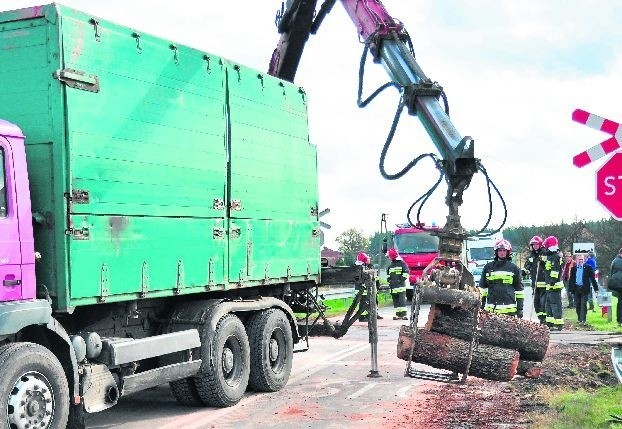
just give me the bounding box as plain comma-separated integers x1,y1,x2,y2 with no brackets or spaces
269,0,478,270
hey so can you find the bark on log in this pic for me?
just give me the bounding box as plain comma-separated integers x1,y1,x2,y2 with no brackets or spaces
397,326,519,382
427,305,550,361
420,285,481,309
517,360,542,378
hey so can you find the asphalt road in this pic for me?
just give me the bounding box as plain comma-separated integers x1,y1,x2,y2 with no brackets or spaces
85,305,436,429
84,289,620,428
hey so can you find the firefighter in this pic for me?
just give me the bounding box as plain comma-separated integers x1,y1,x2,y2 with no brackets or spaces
543,236,564,330
386,248,409,320
480,239,524,317
354,252,382,321
524,235,547,324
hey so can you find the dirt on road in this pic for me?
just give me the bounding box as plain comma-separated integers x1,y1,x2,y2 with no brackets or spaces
385,337,620,429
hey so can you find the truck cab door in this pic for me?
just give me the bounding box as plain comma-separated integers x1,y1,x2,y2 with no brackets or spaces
0,142,23,301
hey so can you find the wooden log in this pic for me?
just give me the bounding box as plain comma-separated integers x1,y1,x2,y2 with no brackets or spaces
420,285,481,309
427,305,550,361
397,326,519,382
517,360,542,378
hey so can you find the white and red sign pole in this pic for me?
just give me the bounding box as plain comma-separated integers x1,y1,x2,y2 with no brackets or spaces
572,109,622,168
572,109,622,221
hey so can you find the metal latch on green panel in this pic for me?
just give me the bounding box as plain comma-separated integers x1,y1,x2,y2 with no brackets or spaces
71,190,90,204
53,68,100,93
65,227,90,240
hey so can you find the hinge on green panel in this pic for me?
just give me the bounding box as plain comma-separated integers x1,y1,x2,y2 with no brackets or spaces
230,199,242,211
99,263,110,302
213,228,225,239
311,207,318,217
213,198,225,210
246,241,252,276
231,227,241,239
207,258,214,289
71,189,90,204
53,68,100,93
174,260,185,295
65,227,90,240
89,18,101,42
140,261,149,298
312,228,321,237
286,266,292,280
263,264,269,284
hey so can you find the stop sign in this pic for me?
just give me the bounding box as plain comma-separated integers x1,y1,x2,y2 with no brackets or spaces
596,152,622,220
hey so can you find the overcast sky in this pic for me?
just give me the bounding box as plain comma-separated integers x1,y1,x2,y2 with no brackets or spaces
4,1,622,248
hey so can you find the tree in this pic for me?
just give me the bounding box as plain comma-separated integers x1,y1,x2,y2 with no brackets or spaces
336,228,370,266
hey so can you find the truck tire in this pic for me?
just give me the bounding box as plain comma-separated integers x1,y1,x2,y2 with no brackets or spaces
194,314,250,407
0,342,69,429
246,309,293,392
168,372,203,407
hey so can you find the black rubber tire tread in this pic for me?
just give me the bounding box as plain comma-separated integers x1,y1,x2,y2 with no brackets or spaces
0,342,70,429
169,374,203,407
194,313,250,407
159,303,206,407
246,308,293,392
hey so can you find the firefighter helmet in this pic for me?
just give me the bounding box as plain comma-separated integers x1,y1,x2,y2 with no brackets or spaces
387,248,399,260
543,236,559,251
529,236,543,246
356,252,370,265
494,239,512,253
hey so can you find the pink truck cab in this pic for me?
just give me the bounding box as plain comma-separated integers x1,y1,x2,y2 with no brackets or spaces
393,224,441,298
0,120,35,303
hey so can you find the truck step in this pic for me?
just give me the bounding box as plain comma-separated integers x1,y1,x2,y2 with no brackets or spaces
98,329,200,366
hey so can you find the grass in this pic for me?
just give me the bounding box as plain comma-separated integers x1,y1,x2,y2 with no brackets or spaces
534,295,622,428
563,294,622,332
296,291,394,319
533,386,622,429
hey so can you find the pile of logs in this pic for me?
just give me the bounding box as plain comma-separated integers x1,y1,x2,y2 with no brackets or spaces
397,286,550,381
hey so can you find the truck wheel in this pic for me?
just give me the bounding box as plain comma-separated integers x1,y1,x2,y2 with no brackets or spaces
246,309,293,392
0,342,69,429
194,314,250,407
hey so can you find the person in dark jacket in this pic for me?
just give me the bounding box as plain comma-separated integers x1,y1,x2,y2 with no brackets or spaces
480,239,524,317
386,248,409,320
524,236,547,324
569,254,599,325
543,236,564,330
608,248,622,326
585,251,598,310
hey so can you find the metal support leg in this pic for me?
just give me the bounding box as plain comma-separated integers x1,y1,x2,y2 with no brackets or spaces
368,277,381,378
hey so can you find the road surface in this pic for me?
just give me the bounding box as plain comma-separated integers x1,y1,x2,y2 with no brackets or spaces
86,305,437,429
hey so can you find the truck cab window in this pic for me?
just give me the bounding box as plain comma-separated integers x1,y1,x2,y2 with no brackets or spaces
0,147,6,217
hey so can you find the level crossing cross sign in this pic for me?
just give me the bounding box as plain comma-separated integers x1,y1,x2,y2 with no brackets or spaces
572,109,622,220
596,152,622,220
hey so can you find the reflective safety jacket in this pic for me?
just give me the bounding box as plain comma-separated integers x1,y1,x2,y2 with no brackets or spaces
544,250,564,290
524,248,546,286
386,259,409,294
480,258,524,315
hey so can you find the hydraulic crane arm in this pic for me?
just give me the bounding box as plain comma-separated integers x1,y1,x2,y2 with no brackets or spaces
269,0,480,264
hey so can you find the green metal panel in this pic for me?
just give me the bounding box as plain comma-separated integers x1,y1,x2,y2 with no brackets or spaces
59,9,227,217
68,215,225,302
0,4,321,312
226,62,320,283
56,8,228,306
228,219,320,284
227,63,317,220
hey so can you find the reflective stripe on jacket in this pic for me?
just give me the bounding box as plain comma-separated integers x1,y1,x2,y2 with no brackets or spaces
480,258,524,315
387,259,410,292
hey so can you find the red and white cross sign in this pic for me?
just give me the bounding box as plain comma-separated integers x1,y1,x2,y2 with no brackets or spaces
572,109,621,168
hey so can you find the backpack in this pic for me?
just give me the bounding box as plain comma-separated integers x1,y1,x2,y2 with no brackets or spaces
608,271,622,292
